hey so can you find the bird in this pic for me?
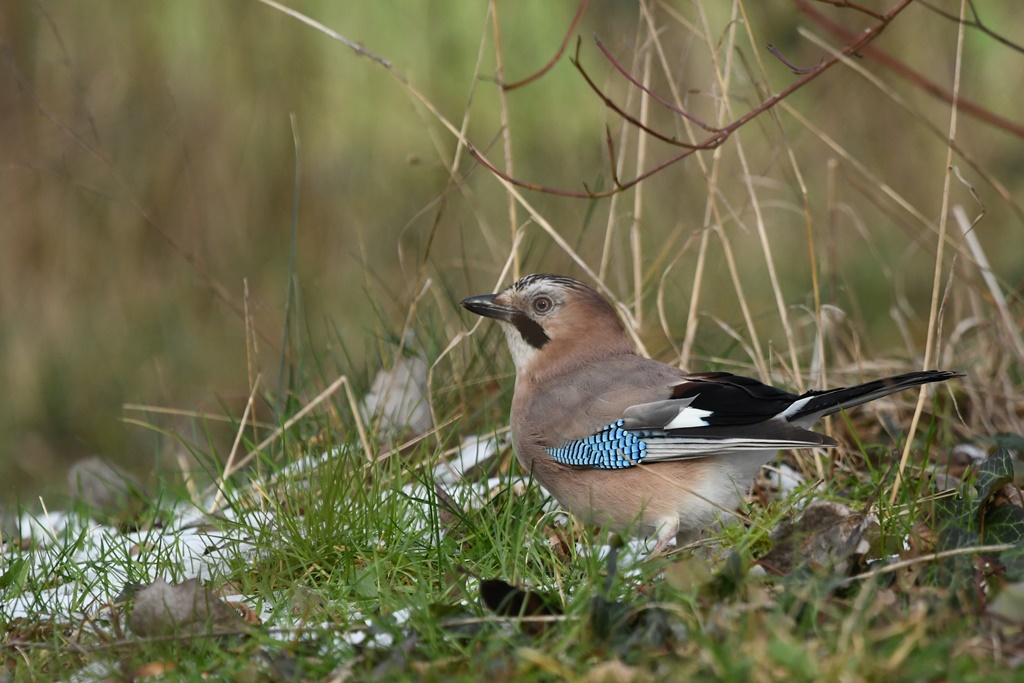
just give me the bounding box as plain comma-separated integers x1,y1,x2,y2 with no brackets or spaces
461,273,962,554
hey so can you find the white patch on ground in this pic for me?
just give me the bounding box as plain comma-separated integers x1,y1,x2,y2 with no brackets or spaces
433,433,505,486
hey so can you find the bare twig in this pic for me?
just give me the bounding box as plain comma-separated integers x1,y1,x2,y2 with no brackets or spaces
593,35,722,133
253,0,390,66
796,0,1024,140
572,39,713,149
502,0,591,90
767,43,823,74
814,0,886,21
917,0,1024,55
470,0,915,198
850,544,1016,581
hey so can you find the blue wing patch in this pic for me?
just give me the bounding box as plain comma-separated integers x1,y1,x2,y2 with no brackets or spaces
547,420,647,469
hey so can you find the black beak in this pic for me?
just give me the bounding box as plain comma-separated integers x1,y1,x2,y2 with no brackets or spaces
460,293,516,322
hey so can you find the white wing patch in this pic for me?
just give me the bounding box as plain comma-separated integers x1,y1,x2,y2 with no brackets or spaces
779,395,813,420
664,406,714,429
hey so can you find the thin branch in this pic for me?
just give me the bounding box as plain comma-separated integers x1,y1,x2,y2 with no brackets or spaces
814,0,886,21
767,43,823,74
572,38,712,148
594,35,722,132
796,0,1024,140
471,0,915,198
917,0,1024,55
502,0,591,90
254,0,390,66
849,544,1016,581
604,125,622,189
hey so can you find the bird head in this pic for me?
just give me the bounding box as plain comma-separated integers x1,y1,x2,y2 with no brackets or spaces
461,274,633,375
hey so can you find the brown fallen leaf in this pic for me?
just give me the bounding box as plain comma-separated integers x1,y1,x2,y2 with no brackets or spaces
989,581,1024,625
994,482,1024,508
130,661,177,678
664,555,714,593
227,600,263,626
759,501,877,576
586,659,651,683
129,578,247,638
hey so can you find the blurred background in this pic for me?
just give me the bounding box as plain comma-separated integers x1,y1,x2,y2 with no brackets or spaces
1,0,1022,505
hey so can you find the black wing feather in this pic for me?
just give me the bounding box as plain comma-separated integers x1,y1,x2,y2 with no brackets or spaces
669,372,799,427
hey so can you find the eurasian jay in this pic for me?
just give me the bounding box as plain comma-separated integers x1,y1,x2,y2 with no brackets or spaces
461,273,961,553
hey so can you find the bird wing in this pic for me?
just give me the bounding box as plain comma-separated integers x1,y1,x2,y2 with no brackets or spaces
536,361,834,470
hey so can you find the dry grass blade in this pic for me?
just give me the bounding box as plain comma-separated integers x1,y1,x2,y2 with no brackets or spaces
850,544,1015,581
209,375,261,513
489,0,521,279
253,0,390,66
890,0,968,505
953,205,1024,365
201,374,369,507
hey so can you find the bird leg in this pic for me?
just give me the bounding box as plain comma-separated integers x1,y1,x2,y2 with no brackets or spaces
647,518,680,556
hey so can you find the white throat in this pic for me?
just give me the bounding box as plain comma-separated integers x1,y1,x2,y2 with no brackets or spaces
500,321,540,372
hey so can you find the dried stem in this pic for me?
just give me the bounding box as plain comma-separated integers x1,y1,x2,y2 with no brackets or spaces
890,0,968,505
470,0,915,198
502,0,592,90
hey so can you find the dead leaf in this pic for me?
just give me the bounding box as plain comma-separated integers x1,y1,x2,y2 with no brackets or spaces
664,555,714,592
989,581,1024,625
361,355,432,448
227,600,262,626
129,578,246,638
130,661,177,678
759,501,877,575
994,482,1024,508
585,659,650,683
546,527,572,561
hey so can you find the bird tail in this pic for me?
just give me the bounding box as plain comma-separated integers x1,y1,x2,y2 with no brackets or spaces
783,370,961,425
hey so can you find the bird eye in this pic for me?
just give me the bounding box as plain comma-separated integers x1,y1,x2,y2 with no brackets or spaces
533,296,553,314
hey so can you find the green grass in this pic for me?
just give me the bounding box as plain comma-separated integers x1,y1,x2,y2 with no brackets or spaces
3,399,1021,680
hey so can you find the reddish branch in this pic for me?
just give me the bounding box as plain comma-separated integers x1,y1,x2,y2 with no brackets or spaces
796,0,1024,140
502,0,591,91
767,43,823,75
593,36,721,133
917,0,1024,56
471,0,916,198
573,38,717,148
